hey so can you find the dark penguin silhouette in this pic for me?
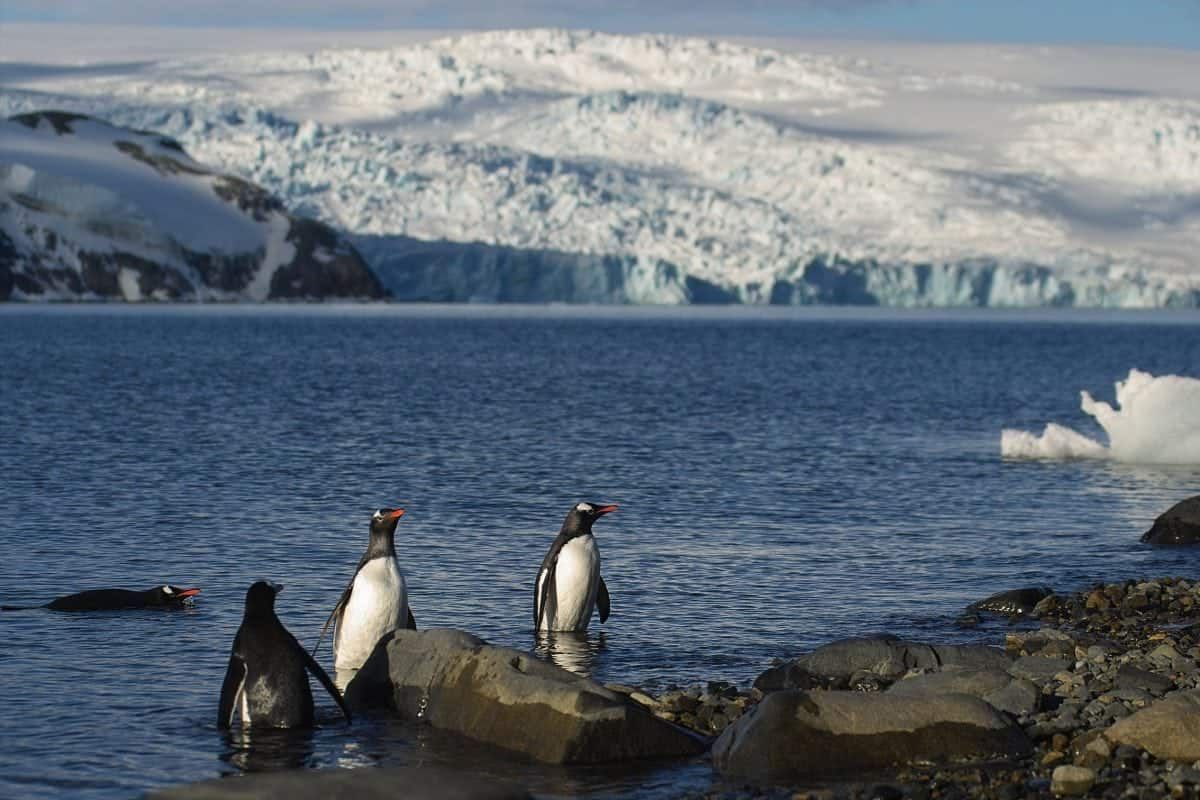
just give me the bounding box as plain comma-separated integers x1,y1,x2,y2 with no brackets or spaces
218,581,350,729
2,584,200,611
315,507,416,671
968,587,1054,616
535,502,617,632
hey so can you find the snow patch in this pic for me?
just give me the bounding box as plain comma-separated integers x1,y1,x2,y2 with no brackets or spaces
118,268,141,301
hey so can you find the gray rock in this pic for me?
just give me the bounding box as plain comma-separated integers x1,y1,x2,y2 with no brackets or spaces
1106,689,1200,762
782,635,1010,685
1141,495,1200,544
711,689,1030,781
887,667,1039,716
144,766,529,800
1115,664,1174,695
1008,655,1073,683
343,628,706,764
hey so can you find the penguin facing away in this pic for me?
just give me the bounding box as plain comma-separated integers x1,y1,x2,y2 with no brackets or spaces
218,581,350,729
535,502,617,632
1,585,200,612
316,507,416,671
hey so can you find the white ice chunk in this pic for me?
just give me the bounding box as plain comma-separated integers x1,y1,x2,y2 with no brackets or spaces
1001,369,1200,464
1000,423,1106,460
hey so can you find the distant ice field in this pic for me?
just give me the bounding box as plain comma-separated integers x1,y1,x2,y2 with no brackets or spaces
1,26,1198,305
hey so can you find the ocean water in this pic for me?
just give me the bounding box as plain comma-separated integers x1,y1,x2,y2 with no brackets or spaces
1,304,1198,798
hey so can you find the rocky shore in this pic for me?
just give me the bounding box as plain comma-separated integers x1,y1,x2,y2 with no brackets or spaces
629,577,1200,799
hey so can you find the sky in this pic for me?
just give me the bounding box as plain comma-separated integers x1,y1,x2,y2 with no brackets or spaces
1,0,1198,49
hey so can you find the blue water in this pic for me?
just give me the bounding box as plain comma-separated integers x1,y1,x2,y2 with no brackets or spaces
1,305,1198,798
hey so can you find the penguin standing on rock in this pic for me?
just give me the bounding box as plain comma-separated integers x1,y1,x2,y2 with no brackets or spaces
535,502,617,632
315,507,416,671
218,581,349,730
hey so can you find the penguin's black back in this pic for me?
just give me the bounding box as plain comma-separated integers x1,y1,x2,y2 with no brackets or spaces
44,588,164,611
220,582,348,729
229,617,315,728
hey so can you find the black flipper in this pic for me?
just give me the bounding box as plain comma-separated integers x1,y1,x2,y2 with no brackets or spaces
405,607,417,630
217,651,247,729
292,630,351,723
312,553,369,657
537,565,558,630
597,576,611,623
535,534,567,629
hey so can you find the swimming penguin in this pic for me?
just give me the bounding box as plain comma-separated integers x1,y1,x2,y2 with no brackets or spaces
218,580,350,729
1,585,200,611
535,502,617,632
315,507,416,671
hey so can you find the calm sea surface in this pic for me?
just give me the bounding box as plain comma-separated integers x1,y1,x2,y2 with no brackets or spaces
1,305,1198,798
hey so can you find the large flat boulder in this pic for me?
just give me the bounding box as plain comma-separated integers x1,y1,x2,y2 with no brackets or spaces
712,689,1031,782
1105,690,1200,761
343,628,706,764
1141,496,1200,544
145,766,529,800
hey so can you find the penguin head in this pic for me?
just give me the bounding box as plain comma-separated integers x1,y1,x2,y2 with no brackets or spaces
370,507,406,534
562,501,618,536
367,507,406,555
153,584,201,606
244,580,282,617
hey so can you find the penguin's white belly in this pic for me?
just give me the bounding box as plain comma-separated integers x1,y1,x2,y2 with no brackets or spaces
335,557,407,670
539,536,599,632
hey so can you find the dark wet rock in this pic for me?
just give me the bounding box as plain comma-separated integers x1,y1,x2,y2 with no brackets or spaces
1141,495,1200,545
887,667,1040,716
711,689,1031,782
343,628,705,764
969,587,1055,617
762,635,1011,691
143,765,530,799
1105,689,1200,761
752,660,828,692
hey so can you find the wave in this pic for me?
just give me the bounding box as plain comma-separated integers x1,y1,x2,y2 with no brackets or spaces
1001,369,1200,464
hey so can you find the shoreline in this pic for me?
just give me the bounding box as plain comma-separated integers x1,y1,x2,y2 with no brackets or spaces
152,576,1200,800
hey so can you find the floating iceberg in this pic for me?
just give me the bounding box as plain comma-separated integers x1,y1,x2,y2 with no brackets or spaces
1001,369,1200,464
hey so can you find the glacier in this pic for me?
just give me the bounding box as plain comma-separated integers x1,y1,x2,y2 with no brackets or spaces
1,27,1199,305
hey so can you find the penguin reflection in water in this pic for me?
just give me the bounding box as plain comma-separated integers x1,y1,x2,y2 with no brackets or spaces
315,507,416,673
535,502,617,632
218,581,350,729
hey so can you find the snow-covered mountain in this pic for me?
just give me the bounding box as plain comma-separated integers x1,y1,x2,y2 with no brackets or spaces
0,111,383,300
1,27,1198,305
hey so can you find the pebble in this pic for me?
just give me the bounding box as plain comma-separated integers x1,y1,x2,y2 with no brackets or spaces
1051,765,1096,795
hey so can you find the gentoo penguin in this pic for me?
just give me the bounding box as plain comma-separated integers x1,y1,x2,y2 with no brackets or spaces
535,502,617,632
1,585,200,611
315,507,416,671
218,581,350,729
